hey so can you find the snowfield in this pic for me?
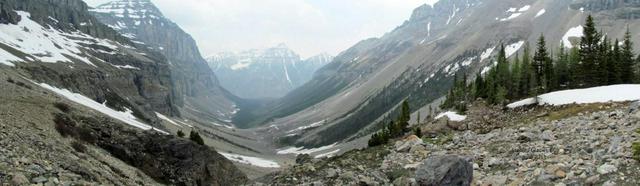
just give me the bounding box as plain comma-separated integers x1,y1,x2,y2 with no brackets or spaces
507,84,640,108
535,9,546,18
36,82,167,134
219,152,281,168
435,111,467,121
277,143,338,157
562,25,584,48
0,11,123,67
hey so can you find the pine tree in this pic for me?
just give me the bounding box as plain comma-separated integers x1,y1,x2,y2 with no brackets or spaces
597,35,611,85
520,44,532,96
579,15,602,87
568,47,581,88
533,34,549,95
610,39,623,84
556,43,570,89
511,54,522,98
621,27,636,83
189,130,205,145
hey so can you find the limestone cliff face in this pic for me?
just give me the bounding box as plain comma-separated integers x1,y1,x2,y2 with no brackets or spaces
91,0,237,122
0,0,179,125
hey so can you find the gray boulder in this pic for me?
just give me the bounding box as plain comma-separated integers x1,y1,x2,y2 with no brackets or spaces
415,155,473,186
630,101,640,113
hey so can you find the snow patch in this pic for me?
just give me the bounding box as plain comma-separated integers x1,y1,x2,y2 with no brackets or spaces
230,62,250,70
113,65,140,70
480,46,496,62
219,152,280,168
156,112,181,127
0,11,116,67
288,120,326,133
277,143,338,156
507,84,640,108
36,83,166,134
562,25,584,48
535,9,546,18
0,47,21,66
315,149,340,158
505,41,525,57
435,111,467,121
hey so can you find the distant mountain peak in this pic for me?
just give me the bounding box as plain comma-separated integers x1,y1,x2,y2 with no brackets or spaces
91,0,165,22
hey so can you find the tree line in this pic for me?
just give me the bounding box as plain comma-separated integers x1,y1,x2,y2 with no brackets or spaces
442,15,639,112
368,100,414,146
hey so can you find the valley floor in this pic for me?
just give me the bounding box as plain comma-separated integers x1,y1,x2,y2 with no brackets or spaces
256,101,640,185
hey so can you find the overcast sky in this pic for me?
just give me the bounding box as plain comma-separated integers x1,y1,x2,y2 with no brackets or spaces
83,0,435,58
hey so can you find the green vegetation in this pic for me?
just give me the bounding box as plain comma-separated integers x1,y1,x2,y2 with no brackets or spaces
177,130,185,138
443,15,638,111
368,100,411,147
189,130,205,145
53,102,72,113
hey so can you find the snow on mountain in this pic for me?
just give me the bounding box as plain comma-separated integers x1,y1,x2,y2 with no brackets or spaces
36,82,167,134
206,44,333,99
219,152,281,168
562,25,584,48
0,11,123,67
535,9,546,18
435,111,467,121
508,84,640,108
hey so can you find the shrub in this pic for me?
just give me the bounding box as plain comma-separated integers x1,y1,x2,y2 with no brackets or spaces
6,78,14,83
53,102,71,113
14,81,32,89
54,114,77,137
71,141,87,153
189,130,205,145
177,130,185,138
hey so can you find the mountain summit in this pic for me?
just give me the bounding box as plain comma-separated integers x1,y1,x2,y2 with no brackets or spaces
207,45,333,99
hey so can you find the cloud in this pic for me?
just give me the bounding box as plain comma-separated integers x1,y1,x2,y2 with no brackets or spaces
83,0,426,58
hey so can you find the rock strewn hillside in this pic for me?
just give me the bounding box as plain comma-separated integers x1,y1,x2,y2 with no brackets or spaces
257,101,640,185
0,69,248,185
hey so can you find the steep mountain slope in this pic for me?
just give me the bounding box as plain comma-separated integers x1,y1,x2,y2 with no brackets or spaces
237,0,640,149
90,0,237,123
0,0,247,184
206,44,333,99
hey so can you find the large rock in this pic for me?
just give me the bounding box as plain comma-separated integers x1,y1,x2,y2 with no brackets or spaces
396,135,424,152
414,155,473,186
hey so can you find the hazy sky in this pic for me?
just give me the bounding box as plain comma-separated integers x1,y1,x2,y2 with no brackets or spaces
83,0,435,58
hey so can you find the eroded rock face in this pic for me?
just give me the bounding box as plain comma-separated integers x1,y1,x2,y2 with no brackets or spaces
414,155,473,186
91,0,237,120
55,113,248,185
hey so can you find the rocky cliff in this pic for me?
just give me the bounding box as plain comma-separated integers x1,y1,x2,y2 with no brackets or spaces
91,0,237,123
206,44,333,99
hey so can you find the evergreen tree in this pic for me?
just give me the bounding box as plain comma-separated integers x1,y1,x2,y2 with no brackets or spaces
511,54,522,98
519,44,532,96
556,43,570,88
177,130,185,138
609,39,623,84
568,47,581,88
579,15,601,87
597,35,611,85
621,27,636,83
532,34,549,95
189,130,205,145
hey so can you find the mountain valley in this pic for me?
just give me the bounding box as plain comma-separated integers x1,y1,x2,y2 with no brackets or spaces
0,0,639,185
